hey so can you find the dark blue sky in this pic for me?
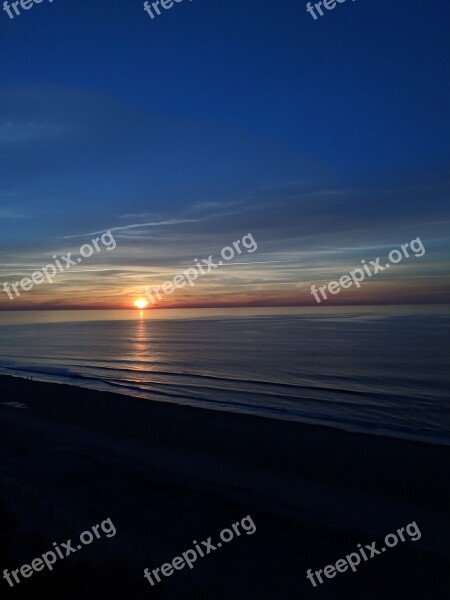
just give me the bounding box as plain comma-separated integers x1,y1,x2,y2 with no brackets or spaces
2,0,449,175
0,0,449,308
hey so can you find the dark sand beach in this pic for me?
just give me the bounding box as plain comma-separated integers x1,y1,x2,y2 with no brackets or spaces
0,374,449,599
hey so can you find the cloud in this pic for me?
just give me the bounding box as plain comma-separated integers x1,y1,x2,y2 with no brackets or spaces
1,86,449,308
0,208,25,219
0,119,69,145
62,218,202,239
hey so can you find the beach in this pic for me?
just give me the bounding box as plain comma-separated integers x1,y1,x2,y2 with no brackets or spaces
1,374,449,599
2,0,449,597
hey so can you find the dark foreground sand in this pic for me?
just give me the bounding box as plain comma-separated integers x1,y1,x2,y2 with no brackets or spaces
0,375,449,599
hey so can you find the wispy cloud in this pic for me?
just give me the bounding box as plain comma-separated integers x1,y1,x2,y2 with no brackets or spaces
0,208,25,219
0,119,69,145
62,218,201,239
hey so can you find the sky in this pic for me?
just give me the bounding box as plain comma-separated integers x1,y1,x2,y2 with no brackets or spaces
0,0,449,310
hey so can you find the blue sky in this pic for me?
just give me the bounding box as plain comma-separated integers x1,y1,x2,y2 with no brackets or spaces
0,0,449,308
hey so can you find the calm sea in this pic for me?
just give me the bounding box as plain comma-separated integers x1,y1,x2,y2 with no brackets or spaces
0,306,449,444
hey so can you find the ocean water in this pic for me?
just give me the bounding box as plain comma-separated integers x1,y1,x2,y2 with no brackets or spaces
0,306,449,444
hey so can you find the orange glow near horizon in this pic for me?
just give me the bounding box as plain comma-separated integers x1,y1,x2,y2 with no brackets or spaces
134,298,149,309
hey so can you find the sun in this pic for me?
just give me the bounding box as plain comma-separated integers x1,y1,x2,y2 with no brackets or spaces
134,298,149,309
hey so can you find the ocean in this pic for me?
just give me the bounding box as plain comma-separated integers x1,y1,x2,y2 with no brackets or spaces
0,306,449,444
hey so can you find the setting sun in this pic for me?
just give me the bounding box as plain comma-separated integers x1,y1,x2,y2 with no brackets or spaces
134,298,149,309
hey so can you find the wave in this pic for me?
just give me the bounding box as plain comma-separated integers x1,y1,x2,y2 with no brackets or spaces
1,362,448,446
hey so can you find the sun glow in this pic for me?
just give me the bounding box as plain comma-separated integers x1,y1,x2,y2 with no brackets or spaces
134,298,149,309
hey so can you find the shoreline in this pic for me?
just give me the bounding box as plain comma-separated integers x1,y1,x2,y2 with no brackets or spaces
2,369,449,448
